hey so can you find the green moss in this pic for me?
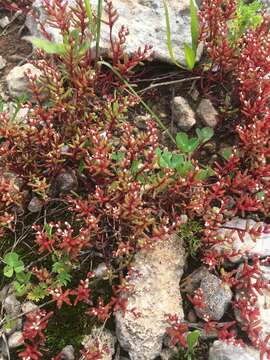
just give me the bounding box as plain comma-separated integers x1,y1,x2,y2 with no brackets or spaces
179,220,203,258
45,302,95,358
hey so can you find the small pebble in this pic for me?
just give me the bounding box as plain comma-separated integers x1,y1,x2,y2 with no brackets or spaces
0,16,10,28
8,331,24,348
0,55,6,70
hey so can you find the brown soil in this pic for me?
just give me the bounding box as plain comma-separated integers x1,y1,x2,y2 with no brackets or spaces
0,9,32,98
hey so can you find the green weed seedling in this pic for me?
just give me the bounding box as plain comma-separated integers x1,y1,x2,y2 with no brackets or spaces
163,0,200,70
156,127,215,179
3,252,31,296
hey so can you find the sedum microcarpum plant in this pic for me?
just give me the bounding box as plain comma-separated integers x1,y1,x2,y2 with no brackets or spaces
1,0,270,358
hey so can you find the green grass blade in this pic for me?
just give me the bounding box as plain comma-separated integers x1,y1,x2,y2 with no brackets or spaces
162,0,185,70
95,0,103,61
99,60,175,143
184,43,196,70
84,0,95,36
190,0,199,52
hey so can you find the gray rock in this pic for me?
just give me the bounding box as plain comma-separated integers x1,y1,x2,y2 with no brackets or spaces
28,197,43,213
1,102,29,124
0,16,10,28
115,234,185,360
7,331,23,348
197,99,218,128
21,301,38,314
82,328,116,360
171,96,196,131
93,263,108,279
55,170,78,194
214,218,270,263
209,340,261,360
26,0,196,65
4,317,22,336
59,345,75,360
195,272,232,321
6,63,42,99
3,295,21,315
0,56,6,70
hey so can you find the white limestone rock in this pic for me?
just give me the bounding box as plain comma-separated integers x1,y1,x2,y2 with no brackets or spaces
213,218,270,263
115,234,185,360
6,63,42,99
209,340,262,360
171,96,196,131
26,0,196,65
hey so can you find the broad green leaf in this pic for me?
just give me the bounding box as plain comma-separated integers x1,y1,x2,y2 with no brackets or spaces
188,137,200,153
14,262,25,274
190,0,199,51
4,252,19,266
196,127,214,143
24,36,66,56
176,132,189,152
4,265,14,278
16,271,31,283
13,281,28,297
159,151,173,168
170,154,184,168
184,43,196,70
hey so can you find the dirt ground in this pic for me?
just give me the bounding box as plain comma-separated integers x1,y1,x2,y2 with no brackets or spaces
0,9,32,98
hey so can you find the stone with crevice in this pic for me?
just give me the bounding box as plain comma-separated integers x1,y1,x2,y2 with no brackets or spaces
115,234,185,360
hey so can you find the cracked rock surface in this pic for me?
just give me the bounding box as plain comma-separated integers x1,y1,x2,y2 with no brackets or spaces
115,234,185,360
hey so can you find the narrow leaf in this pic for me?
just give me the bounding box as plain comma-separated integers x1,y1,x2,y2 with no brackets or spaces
190,0,199,51
24,36,66,56
184,43,196,70
95,0,103,61
162,0,185,69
